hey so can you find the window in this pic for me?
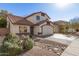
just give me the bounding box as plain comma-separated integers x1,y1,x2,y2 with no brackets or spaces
41,13,45,16
19,26,27,33
36,16,40,20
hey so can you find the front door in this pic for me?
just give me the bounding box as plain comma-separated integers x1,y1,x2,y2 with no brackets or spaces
30,27,34,35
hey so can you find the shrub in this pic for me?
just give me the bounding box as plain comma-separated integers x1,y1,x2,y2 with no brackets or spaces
1,34,23,56
0,34,34,56
0,16,7,28
22,37,34,50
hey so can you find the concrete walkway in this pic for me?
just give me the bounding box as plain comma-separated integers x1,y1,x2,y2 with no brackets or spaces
62,37,79,56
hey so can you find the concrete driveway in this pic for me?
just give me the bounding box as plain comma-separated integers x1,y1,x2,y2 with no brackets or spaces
62,37,79,56
44,33,78,45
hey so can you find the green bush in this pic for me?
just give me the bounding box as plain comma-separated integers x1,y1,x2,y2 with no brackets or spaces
22,38,34,50
0,34,34,56
1,34,23,56
0,16,7,28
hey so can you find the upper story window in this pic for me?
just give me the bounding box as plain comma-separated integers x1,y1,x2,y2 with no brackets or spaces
41,13,45,16
36,16,40,20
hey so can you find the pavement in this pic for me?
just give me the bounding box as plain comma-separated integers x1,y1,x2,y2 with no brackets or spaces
44,34,78,45
62,37,79,56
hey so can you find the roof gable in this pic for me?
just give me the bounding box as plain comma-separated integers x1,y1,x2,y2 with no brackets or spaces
24,11,50,19
7,12,50,26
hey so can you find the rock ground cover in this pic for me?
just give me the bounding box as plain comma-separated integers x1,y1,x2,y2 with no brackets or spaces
21,39,68,56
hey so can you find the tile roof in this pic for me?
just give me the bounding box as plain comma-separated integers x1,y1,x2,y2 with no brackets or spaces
7,12,51,26
7,14,23,24
7,14,34,25
54,20,69,23
15,19,34,25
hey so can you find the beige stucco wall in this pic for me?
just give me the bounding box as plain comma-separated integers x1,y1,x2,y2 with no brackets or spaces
19,25,30,33
7,17,10,31
34,26,40,35
53,25,59,33
10,24,19,34
34,22,47,35
26,13,50,24
7,17,19,34
34,22,54,36
50,23,59,33
34,22,59,35
7,17,30,34
10,25,30,34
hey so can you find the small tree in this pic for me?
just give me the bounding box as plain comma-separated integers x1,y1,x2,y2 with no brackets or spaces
0,9,9,28
0,16,7,28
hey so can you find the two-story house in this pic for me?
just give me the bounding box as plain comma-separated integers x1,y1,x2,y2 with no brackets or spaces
7,12,58,37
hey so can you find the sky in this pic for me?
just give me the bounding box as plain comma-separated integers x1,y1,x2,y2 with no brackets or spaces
0,3,79,21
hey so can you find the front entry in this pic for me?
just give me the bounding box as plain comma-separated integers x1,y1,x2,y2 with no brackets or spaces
30,27,34,35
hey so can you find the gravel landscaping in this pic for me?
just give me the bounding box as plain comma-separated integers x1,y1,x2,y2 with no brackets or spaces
21,39,68,56
21,46,57,56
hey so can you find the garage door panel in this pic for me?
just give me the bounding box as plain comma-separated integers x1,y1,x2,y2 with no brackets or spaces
42,25,53,35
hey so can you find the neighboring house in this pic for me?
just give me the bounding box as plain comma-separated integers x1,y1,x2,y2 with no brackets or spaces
7,12,56,37
53,20,69,33
51,23,59,33
69,23,79,32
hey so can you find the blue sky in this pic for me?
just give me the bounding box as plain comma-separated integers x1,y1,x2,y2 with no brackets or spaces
0,3,79,21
